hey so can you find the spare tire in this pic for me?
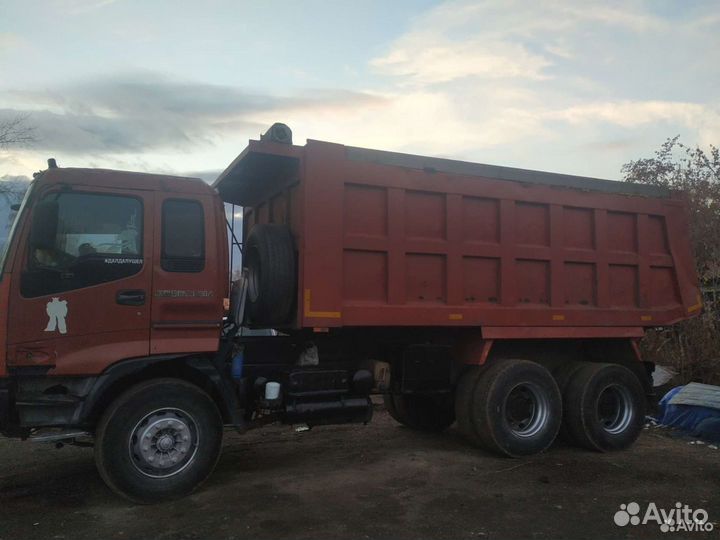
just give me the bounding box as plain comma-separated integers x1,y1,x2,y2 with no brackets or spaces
244,224,296,325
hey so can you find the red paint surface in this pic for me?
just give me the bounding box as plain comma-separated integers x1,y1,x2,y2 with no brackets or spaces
2,168,226,376
234,138,701,335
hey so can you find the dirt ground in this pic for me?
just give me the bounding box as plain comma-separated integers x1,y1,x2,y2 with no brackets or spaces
0,406,718,540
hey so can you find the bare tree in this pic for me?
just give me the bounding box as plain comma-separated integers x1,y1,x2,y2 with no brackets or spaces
623,137,720,282
0,114,36,148
0,114,35,198
623,137,720,385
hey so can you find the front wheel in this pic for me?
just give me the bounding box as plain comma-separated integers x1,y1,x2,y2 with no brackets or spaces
94,378,223,504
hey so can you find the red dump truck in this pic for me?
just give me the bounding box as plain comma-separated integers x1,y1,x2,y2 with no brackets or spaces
0,124,701,502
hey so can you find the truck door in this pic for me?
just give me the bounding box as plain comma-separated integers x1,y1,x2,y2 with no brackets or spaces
6,187,153,375
150,194,223,355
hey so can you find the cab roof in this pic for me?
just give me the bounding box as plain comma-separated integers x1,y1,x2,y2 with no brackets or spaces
36,167,215,196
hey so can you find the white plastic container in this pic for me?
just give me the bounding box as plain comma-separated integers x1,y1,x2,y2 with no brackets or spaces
265,381,281,400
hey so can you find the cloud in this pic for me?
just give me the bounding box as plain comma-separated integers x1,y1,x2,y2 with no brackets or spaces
369,0,670,85
50,0,122,13
1,1,718,180
0,73,384,154
558,3,666,32
361,0,720,165
370,2,552,84
0,33,27,55
271,86,553,158
371,39,551,84
546,101,720,146
551,100,703,127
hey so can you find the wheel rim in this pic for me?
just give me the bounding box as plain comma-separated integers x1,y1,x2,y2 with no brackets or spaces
129,408,199,479
503,382,550,437
596,384,634,435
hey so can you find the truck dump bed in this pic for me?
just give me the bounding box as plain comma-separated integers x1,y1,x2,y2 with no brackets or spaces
214,136,701,338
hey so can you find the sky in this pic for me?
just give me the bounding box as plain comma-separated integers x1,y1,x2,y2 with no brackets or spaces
0,0,719,183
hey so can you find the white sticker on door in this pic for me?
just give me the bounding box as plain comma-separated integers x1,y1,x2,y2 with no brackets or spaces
44,297,68,335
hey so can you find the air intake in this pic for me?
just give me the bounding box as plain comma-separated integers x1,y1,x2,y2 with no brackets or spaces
261,123,292,145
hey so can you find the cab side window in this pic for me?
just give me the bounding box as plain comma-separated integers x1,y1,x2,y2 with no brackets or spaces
21,192,143,298
161,199,205,273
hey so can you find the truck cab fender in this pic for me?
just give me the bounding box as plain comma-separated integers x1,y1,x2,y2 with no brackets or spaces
77,354,242,430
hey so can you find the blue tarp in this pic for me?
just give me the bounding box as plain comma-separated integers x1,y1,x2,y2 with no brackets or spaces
657,383,720,443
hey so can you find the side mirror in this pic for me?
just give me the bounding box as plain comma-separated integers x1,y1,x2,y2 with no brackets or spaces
29,200,59,250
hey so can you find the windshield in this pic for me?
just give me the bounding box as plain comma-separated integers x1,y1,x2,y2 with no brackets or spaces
0,180,34,275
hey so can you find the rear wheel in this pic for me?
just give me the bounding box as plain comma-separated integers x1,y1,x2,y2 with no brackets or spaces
563,363,645,451
94,378,223,504
455,366,483,444
552,361,586,442
384,393,455,432
458,359,562,457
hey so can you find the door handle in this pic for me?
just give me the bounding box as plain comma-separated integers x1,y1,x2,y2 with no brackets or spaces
116,289,146,306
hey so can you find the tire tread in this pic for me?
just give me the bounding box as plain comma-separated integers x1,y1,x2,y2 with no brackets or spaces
94,378,223,504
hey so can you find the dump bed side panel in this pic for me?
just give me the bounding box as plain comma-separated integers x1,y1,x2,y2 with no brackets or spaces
299,140,700,331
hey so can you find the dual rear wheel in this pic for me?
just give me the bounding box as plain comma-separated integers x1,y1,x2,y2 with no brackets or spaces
389,358,645,457
558,362,645,451
455,359,562,456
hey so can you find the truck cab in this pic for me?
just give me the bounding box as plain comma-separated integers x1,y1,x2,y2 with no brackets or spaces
1,166,227,379
0,165,239,496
